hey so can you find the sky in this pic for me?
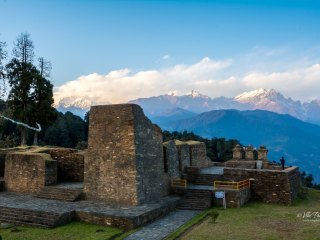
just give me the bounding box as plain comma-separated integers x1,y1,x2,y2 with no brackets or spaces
0,0,320,104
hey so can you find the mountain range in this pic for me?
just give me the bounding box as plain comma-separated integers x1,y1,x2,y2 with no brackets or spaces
54,89,320,182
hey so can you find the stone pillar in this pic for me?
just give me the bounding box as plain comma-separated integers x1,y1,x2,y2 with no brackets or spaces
175,140,190,171
84,104,168,206
258,146,268,160
163,140,180,178
232,144,243,160
245,145,254,160
258,145,269,169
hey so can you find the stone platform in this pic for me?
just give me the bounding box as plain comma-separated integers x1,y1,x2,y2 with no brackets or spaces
0,192,180,229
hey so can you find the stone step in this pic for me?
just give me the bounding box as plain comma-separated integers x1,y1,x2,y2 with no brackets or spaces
0,207,62,228
178,189,213,210
194,174,224,186
34,186,83,202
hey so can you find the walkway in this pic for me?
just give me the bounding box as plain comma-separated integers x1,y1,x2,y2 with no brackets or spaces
124,210,200,240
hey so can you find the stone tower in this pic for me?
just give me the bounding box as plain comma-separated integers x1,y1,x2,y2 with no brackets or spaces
232,144,243,160
245,145,254,160
84,104,168,206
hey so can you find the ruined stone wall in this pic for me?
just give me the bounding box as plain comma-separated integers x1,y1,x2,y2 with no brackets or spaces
84,104,168,206
133,105,169,203
189,142,209,168
223,167,301,204
163,140,180,178
42,148,84,182
4,153,57,193
175,141,190,171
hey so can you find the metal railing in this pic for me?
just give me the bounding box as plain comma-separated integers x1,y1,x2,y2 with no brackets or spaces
214,179,250,190
171,179,187,189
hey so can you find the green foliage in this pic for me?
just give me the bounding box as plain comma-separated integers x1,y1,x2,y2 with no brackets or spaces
300,171,319,189
44,111,87,148
163,130,240,161
4,33,57,145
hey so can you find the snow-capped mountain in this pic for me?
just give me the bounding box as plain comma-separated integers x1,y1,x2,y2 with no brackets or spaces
130,88,320,125
54,96,93,118
234,88,306,120
54,89,320,125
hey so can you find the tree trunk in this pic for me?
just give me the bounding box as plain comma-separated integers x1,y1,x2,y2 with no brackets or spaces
21,128,27,146
33,132,38,146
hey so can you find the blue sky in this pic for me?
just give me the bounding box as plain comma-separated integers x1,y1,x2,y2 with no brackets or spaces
0,0,320,103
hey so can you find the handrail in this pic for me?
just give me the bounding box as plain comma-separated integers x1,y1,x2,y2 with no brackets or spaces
171,179,187,189
214,179,250,190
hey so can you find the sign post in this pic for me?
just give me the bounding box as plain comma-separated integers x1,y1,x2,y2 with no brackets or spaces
215,191,226,209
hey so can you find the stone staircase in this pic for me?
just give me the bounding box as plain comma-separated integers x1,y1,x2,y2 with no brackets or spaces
178,189,212,210
194,174,224,185
34,186,83,202
0,206,72,228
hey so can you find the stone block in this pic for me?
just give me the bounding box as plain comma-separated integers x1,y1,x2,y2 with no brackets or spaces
84,104,169,206
4,153,57,193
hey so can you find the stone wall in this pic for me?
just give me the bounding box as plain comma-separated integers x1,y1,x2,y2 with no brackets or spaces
223,166,301,204
84,104,168,206
213,188,251,208
175,141,190,171
4,153,57,193
188,141,209,168
163,140,180,178
40,148,84,182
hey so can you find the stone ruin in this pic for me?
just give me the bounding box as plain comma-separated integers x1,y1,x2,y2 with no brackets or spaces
0,103,302,228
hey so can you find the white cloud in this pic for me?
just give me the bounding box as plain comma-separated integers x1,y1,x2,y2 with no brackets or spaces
54,53,320,105
162,55,170,60
54,57,232,104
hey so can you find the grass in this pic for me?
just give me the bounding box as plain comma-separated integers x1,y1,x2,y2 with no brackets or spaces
0,221,123,240
171,189,320,240
164,210,212,240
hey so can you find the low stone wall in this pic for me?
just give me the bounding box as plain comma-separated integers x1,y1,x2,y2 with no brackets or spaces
225,160,256,169
213,188,251,208
223,166,301,204
4,153,57,193
41,148,84,182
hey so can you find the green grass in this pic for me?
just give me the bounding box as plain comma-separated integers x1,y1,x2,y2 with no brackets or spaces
164,210,212,240
172,189,320,240
0,221,123,240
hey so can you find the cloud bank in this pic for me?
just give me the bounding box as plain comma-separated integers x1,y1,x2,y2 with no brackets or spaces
54,50,320,105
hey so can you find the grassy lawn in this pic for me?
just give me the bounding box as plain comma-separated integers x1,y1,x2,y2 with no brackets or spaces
0,221,123,240
177,189,320,240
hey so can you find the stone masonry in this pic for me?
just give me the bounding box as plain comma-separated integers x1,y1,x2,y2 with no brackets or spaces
84,104,169,206
188,141,210,168
4,152,57,194
175,140,191,171
163,140,180,178
223,166,301,204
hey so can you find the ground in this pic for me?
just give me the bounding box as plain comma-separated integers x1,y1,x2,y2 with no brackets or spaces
1,189,319,240
175,189,320,240
0,222,123,240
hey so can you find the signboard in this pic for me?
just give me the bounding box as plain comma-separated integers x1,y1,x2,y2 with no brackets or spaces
215,191,227,209
215,191,225,199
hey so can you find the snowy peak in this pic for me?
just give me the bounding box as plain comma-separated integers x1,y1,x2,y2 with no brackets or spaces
186,90,210,99
234,88,282,103
55,97,93,109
